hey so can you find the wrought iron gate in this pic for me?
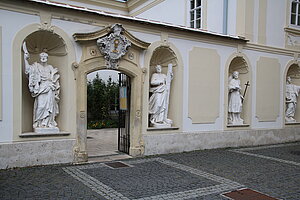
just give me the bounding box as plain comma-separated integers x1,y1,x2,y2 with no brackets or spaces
118,73,130,154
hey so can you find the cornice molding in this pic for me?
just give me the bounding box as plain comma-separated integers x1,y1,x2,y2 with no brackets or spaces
73,25,150,50
245,43,299,56
285,27,300,35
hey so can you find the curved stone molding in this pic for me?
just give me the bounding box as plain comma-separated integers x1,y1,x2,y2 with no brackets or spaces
73,24,150,50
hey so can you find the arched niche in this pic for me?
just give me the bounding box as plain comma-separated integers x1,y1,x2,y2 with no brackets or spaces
148,46,179,128
21,30,70,133
226,56,251,127
285,63,300,123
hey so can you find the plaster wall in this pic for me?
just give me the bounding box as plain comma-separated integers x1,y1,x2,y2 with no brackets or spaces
0,10,40,142
265,0,286,48
143,127,300,156
134,0,186,26
206,0,224,34
0,139,75,169
168,37,235,132
227,0,237,37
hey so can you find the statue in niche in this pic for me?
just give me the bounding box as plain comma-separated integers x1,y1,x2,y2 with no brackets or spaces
23,42,60,133
228,71,244,125
149,64,173,128
285,76,300,123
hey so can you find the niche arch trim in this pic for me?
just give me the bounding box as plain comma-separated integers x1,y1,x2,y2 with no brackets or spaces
12,23,76,140
144,41,184,131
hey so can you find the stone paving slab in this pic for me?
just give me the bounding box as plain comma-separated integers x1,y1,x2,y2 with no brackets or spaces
0,142,299,200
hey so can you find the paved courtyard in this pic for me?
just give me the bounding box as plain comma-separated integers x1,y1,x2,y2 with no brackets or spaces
0,142,299,200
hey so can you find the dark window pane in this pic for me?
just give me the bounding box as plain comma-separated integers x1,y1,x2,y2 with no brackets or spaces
196,19,201,28
190,11,195,20
196,8,201,18
298,15,300,25
190,21,194,28
291,14,296,24
292,2,297,13
190,0,195,9
197,0,201,7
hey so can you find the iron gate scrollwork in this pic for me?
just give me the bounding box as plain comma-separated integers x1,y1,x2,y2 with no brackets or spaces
118,73,130,154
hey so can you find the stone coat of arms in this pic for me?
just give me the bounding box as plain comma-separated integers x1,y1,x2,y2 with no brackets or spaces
97,24,131,69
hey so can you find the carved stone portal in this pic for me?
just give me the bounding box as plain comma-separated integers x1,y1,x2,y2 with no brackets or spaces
96,24,131,69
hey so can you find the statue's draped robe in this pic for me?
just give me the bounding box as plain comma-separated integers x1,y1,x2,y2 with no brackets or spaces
149,73,168,124
286,83,300,118
25,62,60,128
228,78,242,113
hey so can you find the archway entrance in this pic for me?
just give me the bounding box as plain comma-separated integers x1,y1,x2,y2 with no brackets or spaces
86,70,131,161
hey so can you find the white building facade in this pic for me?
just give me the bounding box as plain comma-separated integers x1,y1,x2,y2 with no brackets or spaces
0,0,300,168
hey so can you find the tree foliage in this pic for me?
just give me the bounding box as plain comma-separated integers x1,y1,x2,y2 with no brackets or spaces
87,73,119,129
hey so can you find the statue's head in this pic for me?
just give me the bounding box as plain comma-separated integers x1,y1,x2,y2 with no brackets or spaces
155,65,162,73
39,52,48,63
232,71,239,79
287,76,292,84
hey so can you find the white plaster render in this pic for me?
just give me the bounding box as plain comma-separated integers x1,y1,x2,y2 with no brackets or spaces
266,0,286,48
143,128,300,156
0,139,75,169
134,0,186,26
206,0,224,34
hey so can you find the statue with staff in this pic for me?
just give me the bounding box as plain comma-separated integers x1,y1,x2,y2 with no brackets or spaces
149,64,173,128
23,42,60,133
228,71,249,125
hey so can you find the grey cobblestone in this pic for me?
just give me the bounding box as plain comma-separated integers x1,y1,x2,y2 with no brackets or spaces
0,142,299,200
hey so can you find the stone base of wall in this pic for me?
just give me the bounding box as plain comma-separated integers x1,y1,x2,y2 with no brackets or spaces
0,139,75,169
143,128,300,155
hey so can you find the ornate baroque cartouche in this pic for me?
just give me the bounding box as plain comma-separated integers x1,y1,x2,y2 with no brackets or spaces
96,24,131,69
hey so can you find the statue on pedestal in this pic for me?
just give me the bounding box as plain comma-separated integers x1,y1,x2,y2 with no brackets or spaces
285,76,300,123
149,64,173,128
228,71,244,125
23,42,60,133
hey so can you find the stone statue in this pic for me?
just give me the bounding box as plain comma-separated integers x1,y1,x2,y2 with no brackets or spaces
285,76,300,123
23,42,60,133
149,64,173,128
228,71,244,125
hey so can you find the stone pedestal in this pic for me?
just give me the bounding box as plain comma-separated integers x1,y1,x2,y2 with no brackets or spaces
151,123,172,128
34,127,59,134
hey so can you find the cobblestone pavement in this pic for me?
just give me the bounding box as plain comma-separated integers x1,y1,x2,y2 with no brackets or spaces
1,142,299,200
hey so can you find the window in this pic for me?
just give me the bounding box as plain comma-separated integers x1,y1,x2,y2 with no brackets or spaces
291,0,300,26
190,0,201,28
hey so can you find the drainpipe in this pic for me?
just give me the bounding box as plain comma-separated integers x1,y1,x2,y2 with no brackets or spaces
223,0,228,35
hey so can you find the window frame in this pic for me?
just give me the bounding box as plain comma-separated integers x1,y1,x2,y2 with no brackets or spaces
290,0,300,26
189,0,202,29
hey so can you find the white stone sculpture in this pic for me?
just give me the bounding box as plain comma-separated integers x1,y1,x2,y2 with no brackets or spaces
23,42,60,133
97,24,131,69
285,76,300,123
228,71,244,125
149,64,173,128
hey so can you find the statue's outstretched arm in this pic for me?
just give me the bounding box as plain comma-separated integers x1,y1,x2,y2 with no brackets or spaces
22,42,30,72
